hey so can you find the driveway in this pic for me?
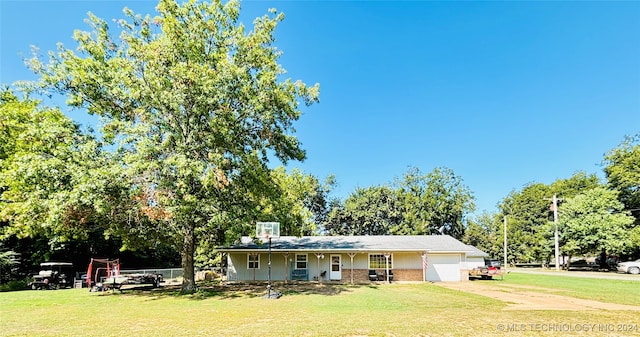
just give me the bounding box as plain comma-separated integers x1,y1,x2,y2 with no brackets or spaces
437,281,640,311
436,268,639,311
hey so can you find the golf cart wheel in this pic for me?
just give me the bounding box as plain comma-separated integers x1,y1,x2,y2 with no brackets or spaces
629,267,640,275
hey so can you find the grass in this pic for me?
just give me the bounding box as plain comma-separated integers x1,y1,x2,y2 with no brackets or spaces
500,272,640,306
1,277,639,337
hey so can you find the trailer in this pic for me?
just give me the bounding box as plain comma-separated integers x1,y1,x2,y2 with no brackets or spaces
87,258,163,291
98,273,163,290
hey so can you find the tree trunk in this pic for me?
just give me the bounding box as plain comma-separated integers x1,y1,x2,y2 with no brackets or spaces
181,223,196,293
599,249,607,270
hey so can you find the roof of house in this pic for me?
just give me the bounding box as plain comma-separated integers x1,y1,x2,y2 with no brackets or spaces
219,235,474,253
466,245,489,257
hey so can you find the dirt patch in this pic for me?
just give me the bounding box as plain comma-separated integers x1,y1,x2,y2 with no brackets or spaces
436,281,640,311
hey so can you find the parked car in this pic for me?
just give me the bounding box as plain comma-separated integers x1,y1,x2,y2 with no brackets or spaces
616,259,640,275
562,259,596,271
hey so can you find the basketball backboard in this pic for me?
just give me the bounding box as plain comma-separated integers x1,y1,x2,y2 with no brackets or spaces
256,222,280,240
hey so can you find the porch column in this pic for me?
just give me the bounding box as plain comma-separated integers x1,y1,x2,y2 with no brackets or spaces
314,253,325,283
347,253,357,284
282,252,289,283
384,252,391,283
420,251,428,282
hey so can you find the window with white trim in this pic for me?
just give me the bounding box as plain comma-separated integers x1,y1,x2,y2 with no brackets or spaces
369,254,393,269
247,253,260,269
295,254,308,270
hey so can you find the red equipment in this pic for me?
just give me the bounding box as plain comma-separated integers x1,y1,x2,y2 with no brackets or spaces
86,258,121,288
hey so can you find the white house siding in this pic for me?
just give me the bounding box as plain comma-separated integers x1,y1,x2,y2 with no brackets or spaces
467,256,485,270
393,252,422,269
227,252,343,282
227,253,291,281
427,254,462,282
227,251,468,282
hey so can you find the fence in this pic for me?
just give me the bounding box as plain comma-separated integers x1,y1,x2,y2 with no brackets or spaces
120,268,183,283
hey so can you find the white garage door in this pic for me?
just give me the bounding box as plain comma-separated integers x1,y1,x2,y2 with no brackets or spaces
427,254,461,282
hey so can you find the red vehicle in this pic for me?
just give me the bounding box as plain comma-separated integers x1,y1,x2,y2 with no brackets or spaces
469,259,503,280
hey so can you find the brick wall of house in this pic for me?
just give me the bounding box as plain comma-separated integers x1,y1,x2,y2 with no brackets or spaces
460,269,469,281
341,269,369,283
394,269,423,281
336,268,471,283
336,268,424,283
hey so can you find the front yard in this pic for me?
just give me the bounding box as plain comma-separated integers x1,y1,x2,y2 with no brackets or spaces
1,273,638,336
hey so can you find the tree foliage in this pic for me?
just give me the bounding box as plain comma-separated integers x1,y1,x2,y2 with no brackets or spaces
0,89,103,243
604,133,640,216
462,211,503,259
326,185,402,236
28,0,319,292
263,167,334,236
497,172,601,264
325,167,475,238
395,167,475,238
559,187,636,259
499,183,551,263
1,89,173,277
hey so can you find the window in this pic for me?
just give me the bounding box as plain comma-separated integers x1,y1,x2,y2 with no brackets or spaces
369,254,393,269
248,254,260,269
295,254,308,270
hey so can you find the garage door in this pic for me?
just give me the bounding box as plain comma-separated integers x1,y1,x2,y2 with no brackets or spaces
427,254,461,282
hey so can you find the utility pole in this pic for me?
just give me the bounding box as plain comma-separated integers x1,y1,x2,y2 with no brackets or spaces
544,194,562,271
552,194,560,271
503,216,508,271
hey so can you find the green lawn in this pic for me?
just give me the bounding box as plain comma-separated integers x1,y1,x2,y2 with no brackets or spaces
1,276,639,337
501,272,640,306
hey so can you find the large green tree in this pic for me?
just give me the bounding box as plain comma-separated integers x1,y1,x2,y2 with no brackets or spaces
559,187,636,263
262,167,334,236
604,133,640,217
28,0,319,292
0,89,102,244
1,88,148,271
395,167,475,238
327,167,475,237
497,172,601,264
326,185,402,236
499,183,551,263
462,211,503,259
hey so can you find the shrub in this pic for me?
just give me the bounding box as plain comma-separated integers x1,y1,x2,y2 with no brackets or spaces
0,278,30,292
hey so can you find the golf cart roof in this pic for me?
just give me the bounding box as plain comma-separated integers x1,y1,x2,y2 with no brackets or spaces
40,262,73,267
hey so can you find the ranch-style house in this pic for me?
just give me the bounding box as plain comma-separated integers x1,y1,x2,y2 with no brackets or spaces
219,235,484,283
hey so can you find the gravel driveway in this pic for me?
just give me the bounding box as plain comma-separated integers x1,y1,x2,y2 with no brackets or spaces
437,281,640,311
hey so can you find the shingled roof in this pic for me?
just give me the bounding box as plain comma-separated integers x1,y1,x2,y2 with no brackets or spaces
219,235,473,253
466,245,489,257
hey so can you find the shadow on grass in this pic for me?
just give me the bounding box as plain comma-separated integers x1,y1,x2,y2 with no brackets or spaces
112,281,379,301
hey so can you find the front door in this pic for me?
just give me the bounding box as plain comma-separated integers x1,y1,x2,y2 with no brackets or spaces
330,255,341,280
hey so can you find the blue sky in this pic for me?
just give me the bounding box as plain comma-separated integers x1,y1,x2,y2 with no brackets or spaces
2,1,639,215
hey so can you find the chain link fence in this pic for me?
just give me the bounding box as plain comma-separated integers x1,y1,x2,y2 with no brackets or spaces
120,268,183,284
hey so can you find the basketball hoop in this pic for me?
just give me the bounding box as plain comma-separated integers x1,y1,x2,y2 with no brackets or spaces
256,222,281,299
256,222,280,240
